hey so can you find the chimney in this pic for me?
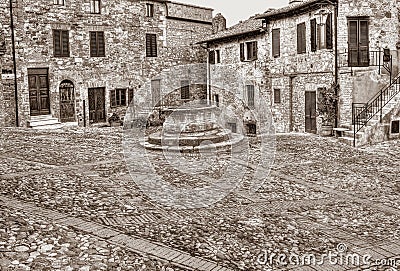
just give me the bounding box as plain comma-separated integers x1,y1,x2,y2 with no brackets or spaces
212,13,227,34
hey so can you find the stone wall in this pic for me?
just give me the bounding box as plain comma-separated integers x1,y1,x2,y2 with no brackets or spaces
337,0,400,126
265,3,336,133
0,0,212,127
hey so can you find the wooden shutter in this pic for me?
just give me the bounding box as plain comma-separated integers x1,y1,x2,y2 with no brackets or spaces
359,20,369,66
272,29,280,57
209,50,215,64
247,85,255,107
128,88,134,104
90,32,97,57
274,89,281,104
326,13,333,49
252,41,258,60
110,90,116,107
97,32,105,56
310,19,317,52
146,34,157,57
53,30,61,56
216,50,220,63
240,43,245,61
348,20,358,66
61,30,69,56
297,23,306,54
120,89,127,106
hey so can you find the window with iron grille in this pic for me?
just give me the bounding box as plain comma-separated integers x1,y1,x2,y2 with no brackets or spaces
110,89,127,107
90,0,100,14
53,0,64,5
146,3,154,17
297,22,306,54
246,85,255,108
90,31,105,57
274,89,281,104
53,29,69,57
181,80,190,100
146,34,157,57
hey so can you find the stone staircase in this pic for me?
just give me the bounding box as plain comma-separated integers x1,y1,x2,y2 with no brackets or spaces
28,115,64,130
337,76,400,146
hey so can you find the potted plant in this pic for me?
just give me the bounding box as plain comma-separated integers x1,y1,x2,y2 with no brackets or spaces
317,84,339,137
108,113,122,127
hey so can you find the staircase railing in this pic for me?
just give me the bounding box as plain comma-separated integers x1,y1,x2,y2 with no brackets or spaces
352,73,400,146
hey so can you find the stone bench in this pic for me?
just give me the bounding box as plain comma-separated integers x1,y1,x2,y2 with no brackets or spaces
333,128,350,138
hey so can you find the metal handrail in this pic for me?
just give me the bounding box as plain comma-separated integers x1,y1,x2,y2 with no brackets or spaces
352,73,400,146
339,49,383,69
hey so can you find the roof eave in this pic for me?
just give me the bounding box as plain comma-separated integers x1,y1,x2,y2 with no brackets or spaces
196,29,263,45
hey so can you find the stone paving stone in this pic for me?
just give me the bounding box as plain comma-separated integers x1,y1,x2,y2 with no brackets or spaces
380,243,400,255
197,260,218,271
160,249,182,261
370,247,395,258
173,253,193,265
295,266,318,271
94,228,120,239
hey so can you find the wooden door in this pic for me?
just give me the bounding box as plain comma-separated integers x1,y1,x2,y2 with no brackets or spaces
305,91,317,134
28,69,50,116
348,19,369,67
88,87,105,123
59,80,76,122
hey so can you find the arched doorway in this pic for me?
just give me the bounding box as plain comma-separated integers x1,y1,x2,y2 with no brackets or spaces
59,80,76,122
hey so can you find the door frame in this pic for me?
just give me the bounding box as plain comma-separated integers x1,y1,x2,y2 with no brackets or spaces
305,91,317,134
28,68,50,116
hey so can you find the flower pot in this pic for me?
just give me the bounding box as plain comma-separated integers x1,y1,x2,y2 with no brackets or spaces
320,125,333,137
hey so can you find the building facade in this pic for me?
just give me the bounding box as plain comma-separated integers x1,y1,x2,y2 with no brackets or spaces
202,0,400,144
0,0,212,127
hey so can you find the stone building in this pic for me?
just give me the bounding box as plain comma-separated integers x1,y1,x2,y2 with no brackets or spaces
0,0,212,128
202,0,400,145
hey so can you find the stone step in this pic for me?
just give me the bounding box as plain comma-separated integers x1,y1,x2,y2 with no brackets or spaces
343,130,364,139
30,118,60,127
338,136,357,146
31,123,64,130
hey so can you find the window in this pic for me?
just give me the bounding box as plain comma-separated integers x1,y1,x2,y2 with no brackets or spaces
53,29,69,57
90,31,105,57
209,50,221,64
297,22,306,54
90,0,100,13
240,41,258,61
272,29,280,57
146,3,154,17
248,123,256,135
53,0,64,5
348,18,369,67
274,89,281,104
110,89,127,107
246,85,255,108
151,79,161,106
181,80,190,100
146,34,157,57
391,120,400,134
227,122,237,133
214,94,220,107
310,19,317,52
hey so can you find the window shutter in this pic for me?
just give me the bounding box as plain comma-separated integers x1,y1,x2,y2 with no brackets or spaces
90,32,97,57
97,32,105,56
110,90,116,107
120,89,126,106
128,88,134,104
240,43,245,61
209,50,215,64
274,89,281,104
247,85,255,107
146,34,157,57
61,30,69,56
348,20,358,66
53,30,61,56
326,14,333,49
272,29,280,57
310,19,317,52
297,23,306,54
253,41,258,60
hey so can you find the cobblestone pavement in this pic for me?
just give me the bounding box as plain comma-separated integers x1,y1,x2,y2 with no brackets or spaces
0,128,400,271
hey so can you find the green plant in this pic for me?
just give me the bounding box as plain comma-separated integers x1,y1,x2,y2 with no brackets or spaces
317,84,339,126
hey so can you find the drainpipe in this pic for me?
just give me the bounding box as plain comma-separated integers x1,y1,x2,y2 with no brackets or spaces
200,43,211,104
9,0,19,127
334,1,339,128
